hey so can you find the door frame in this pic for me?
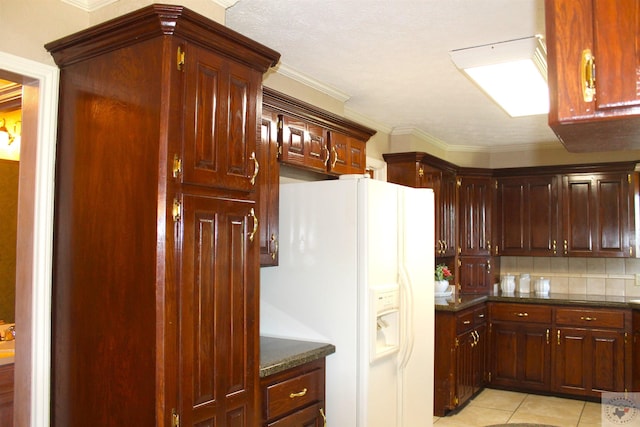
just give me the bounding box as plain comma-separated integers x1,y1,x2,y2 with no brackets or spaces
0,51,58,427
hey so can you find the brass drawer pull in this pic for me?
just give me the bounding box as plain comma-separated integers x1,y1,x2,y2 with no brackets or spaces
515,312,529,317
290,388,308,398
580,316,597,321
463,320,471,325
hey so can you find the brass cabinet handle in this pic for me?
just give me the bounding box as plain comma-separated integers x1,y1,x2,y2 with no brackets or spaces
290,388,308,398
323,146,330,165
581,48,596,102
557,330,561,345
552,240,557,255
487,259,491,273
515,312,529,317
248,208,258,242
249,151,259,185
546,329,550,345
580,316,597,321
330,146,339,169
477,314,485,319
563,239,568,255
319,408,327,427
463,320,471,325
418,166,424,178
270,234,278,260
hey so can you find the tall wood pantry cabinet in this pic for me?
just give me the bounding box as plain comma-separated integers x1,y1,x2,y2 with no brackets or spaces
45,5,280,427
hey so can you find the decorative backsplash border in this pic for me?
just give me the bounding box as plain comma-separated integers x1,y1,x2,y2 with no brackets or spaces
499,256,640,297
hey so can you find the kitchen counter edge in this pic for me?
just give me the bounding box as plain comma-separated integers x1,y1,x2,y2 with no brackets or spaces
260,336,336,378
436,293,640,312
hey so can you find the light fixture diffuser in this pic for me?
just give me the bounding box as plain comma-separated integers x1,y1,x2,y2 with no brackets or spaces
450,36,548,117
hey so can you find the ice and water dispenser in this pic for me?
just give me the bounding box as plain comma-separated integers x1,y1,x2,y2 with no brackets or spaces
370,284,400,362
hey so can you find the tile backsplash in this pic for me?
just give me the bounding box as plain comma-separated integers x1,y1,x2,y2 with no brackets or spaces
499,256,640,297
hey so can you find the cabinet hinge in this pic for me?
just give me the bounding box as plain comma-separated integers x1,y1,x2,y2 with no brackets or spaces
172,409,180,427
495,180,498,189
278,143,283,157
454,396,459,406
454,338,459,348
172,154,182,179
172,198,181,223
456,177,462,187
625,332,629,344
176,46,185,71
629,174,632,184
488,372,492,382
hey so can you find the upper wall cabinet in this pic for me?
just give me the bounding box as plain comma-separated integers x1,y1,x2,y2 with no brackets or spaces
545,0,640,151
266,88,375,177
384,152,458,258
258,88,375,267
495,162,639,258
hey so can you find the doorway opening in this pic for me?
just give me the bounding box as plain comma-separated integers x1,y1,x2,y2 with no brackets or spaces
0,51,59,427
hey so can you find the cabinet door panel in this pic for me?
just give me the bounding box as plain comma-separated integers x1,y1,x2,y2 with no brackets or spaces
459,177,492,256
591,330,625,393
592,0,640,110
520,326,551,390
498,181,526,253
179,195,258,427
456,331,475,406
183,46,260,192
529,178,558,255
555,329,589,394
458,256,492,294
258,113,279,266
492,324,519,384
267,402,324,427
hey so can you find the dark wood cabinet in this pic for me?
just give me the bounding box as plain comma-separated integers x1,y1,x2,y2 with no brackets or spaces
258,108,280,266
545,0,640,152
489,302,632,398
489,303,553,392
457,256,493,294
458,175,493,257
434,303,486,416
496,175,560,256
562,172,633,257
494,163,638,258
261,359,326,427
46,6,279,426
267,88,374,177
384,152,458,258
553,307,631,397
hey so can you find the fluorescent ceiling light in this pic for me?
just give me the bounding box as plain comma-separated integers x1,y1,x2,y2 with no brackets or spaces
450,36,549,118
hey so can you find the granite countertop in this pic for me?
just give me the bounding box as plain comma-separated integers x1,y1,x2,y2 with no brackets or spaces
260,336,336,378
436,292,640,312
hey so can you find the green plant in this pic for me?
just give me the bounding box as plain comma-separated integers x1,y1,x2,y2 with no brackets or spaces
435,264,453,281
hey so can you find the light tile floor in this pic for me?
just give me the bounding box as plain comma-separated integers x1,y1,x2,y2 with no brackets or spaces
433,388,604,427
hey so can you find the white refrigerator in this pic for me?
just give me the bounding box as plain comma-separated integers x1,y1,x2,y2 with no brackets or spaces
260,175,435,427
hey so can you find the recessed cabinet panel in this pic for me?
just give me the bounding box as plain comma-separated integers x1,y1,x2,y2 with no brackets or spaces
183,45,261,192
180,195,257,426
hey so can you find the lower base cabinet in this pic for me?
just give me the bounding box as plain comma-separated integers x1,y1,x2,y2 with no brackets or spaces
435,304,487,416
261,359,327,426
489,303,552,392
488,303,631,398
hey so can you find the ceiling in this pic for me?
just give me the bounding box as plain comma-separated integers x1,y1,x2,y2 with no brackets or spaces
225,0,561,151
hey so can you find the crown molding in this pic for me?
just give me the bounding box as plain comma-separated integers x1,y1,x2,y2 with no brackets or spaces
61,0,118,12
274,63,351,102
213,0,240,7
344,106,392,135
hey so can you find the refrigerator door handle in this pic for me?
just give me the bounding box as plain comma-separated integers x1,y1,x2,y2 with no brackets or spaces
398,264,415,370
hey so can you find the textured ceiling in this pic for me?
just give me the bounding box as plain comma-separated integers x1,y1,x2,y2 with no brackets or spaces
226,0,561,150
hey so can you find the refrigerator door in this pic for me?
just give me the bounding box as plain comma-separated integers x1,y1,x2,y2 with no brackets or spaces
359,178,400,427
397,186,435,426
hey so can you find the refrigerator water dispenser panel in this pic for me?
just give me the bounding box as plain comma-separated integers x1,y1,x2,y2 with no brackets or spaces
371,285,400,362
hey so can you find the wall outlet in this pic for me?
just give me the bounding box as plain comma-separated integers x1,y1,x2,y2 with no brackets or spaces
636,273,640,286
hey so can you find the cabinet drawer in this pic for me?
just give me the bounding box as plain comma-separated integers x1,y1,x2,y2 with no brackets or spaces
264,368,323,420
474,306,487,325
267,402,323,427
490,303,552,323
555,307,626,329
456,310,475,333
